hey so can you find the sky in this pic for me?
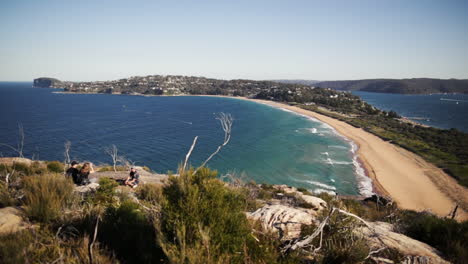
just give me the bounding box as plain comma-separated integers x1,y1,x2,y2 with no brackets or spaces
0,0,467,81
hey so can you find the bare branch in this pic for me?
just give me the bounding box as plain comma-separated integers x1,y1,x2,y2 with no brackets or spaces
117,155,134,169
193,113,233,174
182,136,198,172
88,216,100,264
105,144,119,172
0,123,25,158
63,141,71,172
17,124,24,158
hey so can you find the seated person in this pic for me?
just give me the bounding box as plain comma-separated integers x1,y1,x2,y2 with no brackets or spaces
78,162,95,185
65,161,80,184
125,167,140,188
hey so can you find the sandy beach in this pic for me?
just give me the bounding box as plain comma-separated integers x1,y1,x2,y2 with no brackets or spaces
235,97,468,220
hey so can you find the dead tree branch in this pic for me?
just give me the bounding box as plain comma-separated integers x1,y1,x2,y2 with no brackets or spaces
193,113,233,174
0,123,25,158
63,141,71,172
182,136,198,172
88,216,100,264
105,144,119,172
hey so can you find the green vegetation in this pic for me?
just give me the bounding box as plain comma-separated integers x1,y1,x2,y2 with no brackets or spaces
1,160,467,263
98,165,128,172
46,160,65,172
398,211,468,263
23,173,76,223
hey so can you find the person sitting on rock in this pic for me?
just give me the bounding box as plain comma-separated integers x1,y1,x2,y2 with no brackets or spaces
78,162,95,185
66,161,80,184
125,167,140,188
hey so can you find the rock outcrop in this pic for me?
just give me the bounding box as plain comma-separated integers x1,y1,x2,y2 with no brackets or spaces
357,222,449,264
247,204,318,240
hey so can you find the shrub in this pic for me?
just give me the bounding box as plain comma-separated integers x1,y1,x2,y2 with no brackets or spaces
0,184,15,208
157,167,296,263
100,200,165,263
93,177,119,205
136,183,163,204
97,166,127,172
398,211,468,263
0,228,115,264
46,161,64,173
22,173,76,223
317,213,369,264
297,187,313,195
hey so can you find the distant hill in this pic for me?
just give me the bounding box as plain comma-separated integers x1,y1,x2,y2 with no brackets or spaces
315,78,468,94
33,77,65,88
272,80,320,86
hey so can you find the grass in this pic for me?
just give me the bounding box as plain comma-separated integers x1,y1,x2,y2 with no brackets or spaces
136,183,163,204
0,228,116,264
46,161,64,173
97,165,127,172
22,173,76,223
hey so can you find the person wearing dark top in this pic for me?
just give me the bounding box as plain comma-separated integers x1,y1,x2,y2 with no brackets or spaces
78,162,94,185
66,161,80,184
125,167,140,188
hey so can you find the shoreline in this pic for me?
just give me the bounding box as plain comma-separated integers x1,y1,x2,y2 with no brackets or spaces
51,91,468,220
211,96,467,220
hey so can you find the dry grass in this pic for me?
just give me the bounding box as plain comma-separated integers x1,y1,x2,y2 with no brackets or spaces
23,173,76,223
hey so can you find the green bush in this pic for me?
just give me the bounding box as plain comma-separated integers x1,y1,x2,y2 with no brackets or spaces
136,183,163,204
93,177,119,205
23,173,76,223
157,167,291,263
46,161,64,173
97,166,127,172
399,211,468,263
100,200,165,263
0,228,115,264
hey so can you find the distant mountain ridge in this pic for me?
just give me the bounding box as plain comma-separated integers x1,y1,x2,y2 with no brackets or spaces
315,78,468,94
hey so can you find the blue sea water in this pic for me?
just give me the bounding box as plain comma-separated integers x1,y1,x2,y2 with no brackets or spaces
0,82,367,195
353,91,468,132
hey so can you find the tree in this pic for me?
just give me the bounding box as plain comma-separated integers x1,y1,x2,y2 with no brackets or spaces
0,124,25,158
105,145,119,172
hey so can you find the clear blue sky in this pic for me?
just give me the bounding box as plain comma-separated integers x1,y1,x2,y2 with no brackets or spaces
1,0,467,81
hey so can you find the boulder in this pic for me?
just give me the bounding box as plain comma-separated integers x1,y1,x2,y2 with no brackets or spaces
247,204,317,240
357,222,449,264
299,194,327,211
0,207,28,234
74,183,100,193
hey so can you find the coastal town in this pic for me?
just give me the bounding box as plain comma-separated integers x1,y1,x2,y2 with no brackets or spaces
33,75,314,98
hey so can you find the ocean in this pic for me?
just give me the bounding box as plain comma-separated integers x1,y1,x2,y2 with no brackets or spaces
0,82,367,195
353,91,468,132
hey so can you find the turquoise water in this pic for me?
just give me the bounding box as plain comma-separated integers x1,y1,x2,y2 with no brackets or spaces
0,82,368,195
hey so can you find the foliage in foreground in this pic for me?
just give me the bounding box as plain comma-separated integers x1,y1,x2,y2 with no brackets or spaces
2,161,468,264
155,168,300,264
23,173,76,223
